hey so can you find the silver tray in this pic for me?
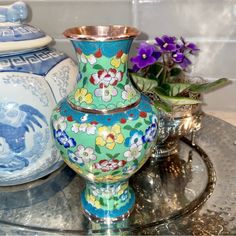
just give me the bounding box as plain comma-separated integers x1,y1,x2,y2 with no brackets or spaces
0,115,235,235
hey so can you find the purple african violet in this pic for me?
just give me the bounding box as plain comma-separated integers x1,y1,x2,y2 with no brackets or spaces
155,35,177,52
131,42,161,69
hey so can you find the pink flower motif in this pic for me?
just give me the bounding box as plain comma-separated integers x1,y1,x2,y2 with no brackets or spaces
94,159,127,172
90,69,123,88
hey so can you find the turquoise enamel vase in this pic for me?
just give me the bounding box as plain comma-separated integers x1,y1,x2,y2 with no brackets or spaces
51,25,160,221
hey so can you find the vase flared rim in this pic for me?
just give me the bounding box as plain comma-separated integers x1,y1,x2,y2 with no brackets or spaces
63,25,140,41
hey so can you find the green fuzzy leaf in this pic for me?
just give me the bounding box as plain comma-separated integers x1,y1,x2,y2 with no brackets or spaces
144,119,150,125
130,73,158,92
94,172,100,176
106,153,113,159
124,125,133,130
154,100,172,113
155,88,202,106
148,63,163,77
93,64,104,70
161,83,192,96
134,122,142,129
188,78,231,94
170,67,182,77
95,145,101,154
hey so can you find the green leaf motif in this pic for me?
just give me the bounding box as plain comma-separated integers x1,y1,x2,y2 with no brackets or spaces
95,145,101,154
93,172,100,176
134,122,142,129
144,142,148,149
112,170,120,175
82,64,87,73
99,198,105,206
113,153,120,158
106,153,113,159
124,125,133,130
113,196,119,201
133,159,139,165
82,77,88,87
93,64,104,70
117,83,124,89
144,119,150,125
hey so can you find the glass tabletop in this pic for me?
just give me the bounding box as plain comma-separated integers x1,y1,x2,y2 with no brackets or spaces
0,115,235,235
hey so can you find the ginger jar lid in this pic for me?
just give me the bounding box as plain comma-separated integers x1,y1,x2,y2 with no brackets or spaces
0,1,52,53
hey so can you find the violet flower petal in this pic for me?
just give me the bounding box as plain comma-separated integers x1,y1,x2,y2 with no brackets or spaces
172,51,184,63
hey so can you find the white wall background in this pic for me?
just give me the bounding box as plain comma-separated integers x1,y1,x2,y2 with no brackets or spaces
4,0,236,124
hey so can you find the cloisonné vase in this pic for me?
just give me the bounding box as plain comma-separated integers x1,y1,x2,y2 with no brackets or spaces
0,2,78,186
51,25,159,221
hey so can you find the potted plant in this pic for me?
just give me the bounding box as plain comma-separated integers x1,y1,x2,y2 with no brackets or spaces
129,35,231,158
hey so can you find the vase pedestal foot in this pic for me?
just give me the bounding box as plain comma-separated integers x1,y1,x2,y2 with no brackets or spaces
81,180,135,222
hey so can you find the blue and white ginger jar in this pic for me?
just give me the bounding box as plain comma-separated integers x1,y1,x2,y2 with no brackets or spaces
0,1,78,186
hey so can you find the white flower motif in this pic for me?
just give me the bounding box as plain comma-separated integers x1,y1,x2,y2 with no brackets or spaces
94,86,117,102
71,123,80,133
129,132,143,146
78,123,87,132
90,69,123,87
78,53,96,65
74,145,96,164
71,123,96,135
53,116,67,131
86,124,96,134
122,84,137,101
124,143,142,162
91,186,100,197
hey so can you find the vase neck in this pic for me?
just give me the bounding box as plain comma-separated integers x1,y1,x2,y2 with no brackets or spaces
67,39,140,111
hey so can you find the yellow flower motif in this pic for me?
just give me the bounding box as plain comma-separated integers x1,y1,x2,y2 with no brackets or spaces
94,200,101,209
86,195,101,208
118,189,124,196
74,88,93,104
110,51,128,68
121,53,128,63
96,124,124,150
87,194,96,204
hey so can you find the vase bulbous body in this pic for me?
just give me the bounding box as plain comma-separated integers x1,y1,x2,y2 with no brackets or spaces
0,2,78,186
51,25,159,221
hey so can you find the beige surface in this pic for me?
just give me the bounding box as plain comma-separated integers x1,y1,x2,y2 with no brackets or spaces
206,111,236,127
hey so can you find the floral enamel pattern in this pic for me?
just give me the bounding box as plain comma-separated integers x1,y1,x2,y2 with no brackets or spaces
52,100,158,181
90,69,123,88
96,124,124,150
67,42,140,110
51,37,160,220
84,181,131,211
